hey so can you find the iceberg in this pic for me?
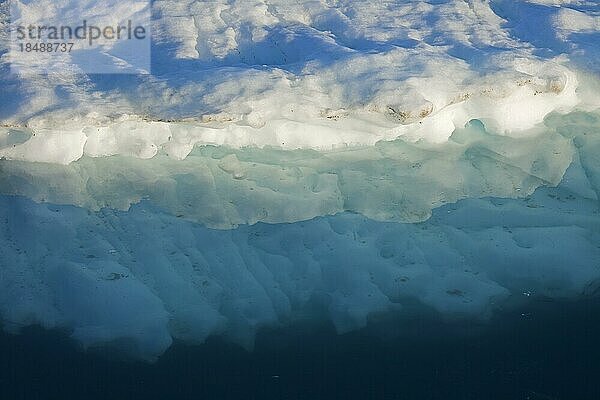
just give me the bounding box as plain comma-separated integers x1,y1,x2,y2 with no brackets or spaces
0,0,599,360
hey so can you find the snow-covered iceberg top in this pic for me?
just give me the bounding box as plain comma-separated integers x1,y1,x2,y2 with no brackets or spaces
1,0,599,164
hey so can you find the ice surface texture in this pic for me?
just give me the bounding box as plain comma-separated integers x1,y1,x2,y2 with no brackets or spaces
1,140,599,360
1,111,599,360
0,117,578,228
0,0,600,360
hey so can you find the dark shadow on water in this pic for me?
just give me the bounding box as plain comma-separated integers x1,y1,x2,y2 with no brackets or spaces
2,296,600,400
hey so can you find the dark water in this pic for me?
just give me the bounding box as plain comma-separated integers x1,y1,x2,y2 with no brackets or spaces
2,296,600,400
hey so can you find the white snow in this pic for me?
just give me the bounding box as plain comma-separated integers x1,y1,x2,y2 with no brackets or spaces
1,0,599,164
